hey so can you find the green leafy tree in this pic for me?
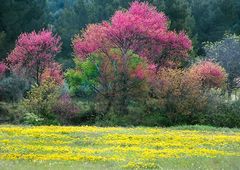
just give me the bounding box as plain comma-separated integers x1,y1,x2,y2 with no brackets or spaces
65,55,100,98
204,34,240,95
191,0,238,43
21,80,61,118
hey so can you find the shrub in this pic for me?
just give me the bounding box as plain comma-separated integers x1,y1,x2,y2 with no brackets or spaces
21,80,61,120
200,96,240,128
65,56,100,98
0,75,29,102
0,102,10,123
0,102,22,124
188,61,227,89
149,68,207,125
22,112,45,126
52,93,80,124
204,34,240,94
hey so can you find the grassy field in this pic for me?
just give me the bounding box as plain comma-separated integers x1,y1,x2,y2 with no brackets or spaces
0,125,239,170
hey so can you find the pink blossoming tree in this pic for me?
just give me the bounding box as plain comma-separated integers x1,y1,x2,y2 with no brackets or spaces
73,1,192,69
69,1,192,114
7,30,62,85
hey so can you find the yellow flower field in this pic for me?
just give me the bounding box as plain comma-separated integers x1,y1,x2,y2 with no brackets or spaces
0,125,240,169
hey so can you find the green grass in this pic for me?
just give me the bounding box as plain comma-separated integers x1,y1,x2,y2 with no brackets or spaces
0,125,239,170
169,125,240,132
1,157,240,170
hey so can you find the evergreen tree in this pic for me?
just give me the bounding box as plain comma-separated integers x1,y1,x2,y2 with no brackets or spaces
55,0,89,57
0,0,47,60
191,0,237,43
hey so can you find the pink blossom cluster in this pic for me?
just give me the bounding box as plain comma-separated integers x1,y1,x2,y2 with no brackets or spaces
130,65,145,80
73,1,192,69
130,63,158,81
73,24,108,59
189,61,227,88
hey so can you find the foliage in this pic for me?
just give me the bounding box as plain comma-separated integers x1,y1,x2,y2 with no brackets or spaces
0,0,47,60
204,34,240,93
21,80,61,119
7,30,62,85
0,102,22,124
2,0,240,60
148,68,206,124
0,62,7,79
71,1,192,115
41,62,64,85
47,0,133,57
147,0,198,53
49,0,90,57
0,0,240,128
47,0,198,57
200,96,240,128
190,0,239,45
65,56,100,97
68,49,151,115
52,93,80,124
0,75,29,102
22,112,45,126
73,1,192,69
96,64,226,126
188,61,227,89
163,0,195,34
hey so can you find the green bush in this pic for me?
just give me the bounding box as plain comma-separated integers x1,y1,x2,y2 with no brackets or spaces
22,112,59,126
21,80,61,121
65,56,100,98
201,98,240,128
22,112,45,125
0,75,29,102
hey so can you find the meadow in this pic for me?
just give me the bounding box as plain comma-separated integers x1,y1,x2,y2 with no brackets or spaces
1,1,240,169
0,125,239,170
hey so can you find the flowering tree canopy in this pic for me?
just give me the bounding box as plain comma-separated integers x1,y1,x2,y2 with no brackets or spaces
73,1,192,70
7,29,62,85
188,61,227,89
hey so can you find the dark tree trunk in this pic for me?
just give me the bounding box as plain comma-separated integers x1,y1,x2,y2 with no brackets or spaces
36,60,40,86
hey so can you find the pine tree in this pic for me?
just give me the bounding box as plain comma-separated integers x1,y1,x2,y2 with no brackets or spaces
0,0,47,60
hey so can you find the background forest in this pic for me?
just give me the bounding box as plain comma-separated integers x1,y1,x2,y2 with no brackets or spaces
0,0,240,127
1,0,240,61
